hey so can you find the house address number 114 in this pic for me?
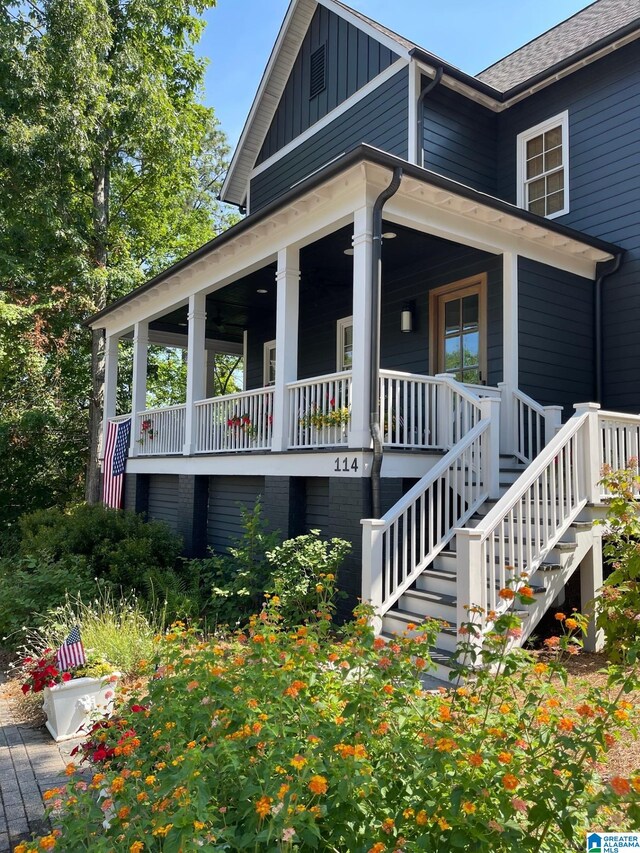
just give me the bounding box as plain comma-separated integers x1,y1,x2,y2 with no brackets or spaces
334,457,358,473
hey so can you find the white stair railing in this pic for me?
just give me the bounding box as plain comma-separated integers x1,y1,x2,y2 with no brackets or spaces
362,388,499,620
498,384,562,464
287,371,352,449
455,408,591,636
194,388,274,453
135,405,186,456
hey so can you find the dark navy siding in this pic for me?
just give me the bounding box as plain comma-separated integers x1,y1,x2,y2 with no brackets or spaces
380,246,503,386
518,258,593,413
207,476,265,553
257,5,398,164
250,67,409,212
304,478,330,534
422,84,497,195
147,474,179,532
496,41,640,410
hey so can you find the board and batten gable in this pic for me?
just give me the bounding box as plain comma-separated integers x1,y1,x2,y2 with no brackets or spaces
496,40,640,411
422,83,498,196
250,66,409,212
518,258,594,415
257,3,399,165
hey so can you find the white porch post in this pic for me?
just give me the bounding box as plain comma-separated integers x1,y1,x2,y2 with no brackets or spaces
271,246,300,452
100,334,119,460
574,402,602,504
349,204,374,449
183,292,207,455
581,527,605,652
129,321,148,457
480,395,501,499
501,252,519,455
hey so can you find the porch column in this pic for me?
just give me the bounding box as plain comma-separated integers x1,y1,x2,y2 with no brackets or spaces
100,333,119,460
349,204,374,449
501,252,519,455
271,246,300,452
183,292,207,455
129,320,148,457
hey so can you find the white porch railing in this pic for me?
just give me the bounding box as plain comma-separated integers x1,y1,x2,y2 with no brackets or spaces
194,388,274,453
498,384,563,464
135,405,186,456
362,417,492,616
110,413,132,424
288,371,352,449
599,410,640,497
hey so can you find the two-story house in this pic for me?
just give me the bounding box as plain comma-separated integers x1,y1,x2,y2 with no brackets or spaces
89,0,640,678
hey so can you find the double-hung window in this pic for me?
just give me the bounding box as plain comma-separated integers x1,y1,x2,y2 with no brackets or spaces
517,111,569,218
263,340,276,386
336,316,353,372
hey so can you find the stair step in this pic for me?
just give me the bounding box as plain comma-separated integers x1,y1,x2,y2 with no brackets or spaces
400,588,456,620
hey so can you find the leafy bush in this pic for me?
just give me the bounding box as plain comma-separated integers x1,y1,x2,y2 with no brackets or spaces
26,572,640,853
193,499,280,628
19,503,183,592
266,530,350,626
597,464,640,662
17,588,162,678
0,553,97,645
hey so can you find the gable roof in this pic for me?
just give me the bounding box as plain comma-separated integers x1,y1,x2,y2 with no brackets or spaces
477,0,640,91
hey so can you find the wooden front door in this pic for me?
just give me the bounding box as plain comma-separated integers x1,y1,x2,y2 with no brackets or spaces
430,275,487,384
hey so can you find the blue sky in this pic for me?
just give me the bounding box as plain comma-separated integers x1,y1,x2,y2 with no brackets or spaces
197,0,595,148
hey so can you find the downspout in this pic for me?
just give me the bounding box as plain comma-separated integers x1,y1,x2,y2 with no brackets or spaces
370,167,403,518
417,66,443,166
594,252,623,404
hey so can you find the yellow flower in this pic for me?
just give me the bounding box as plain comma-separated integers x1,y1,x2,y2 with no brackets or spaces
39,837,57,851
416,809,429,825
462,801,476,814
255,795,273,819
290,754,307,770
152,824,173,838
565,618,578,630
130,843,144,853
145,775,156,786
110,776,125,793
193,821,205,831
438,817,451,830
308,775,328,795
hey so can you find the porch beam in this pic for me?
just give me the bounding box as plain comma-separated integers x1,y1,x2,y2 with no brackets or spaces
183,292,207,455
129,321,149,457
100,333,119,460
349,204,374,449
272,246,300,452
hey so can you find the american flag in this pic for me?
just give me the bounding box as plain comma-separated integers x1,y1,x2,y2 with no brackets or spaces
102,418,131,509
57,626,86,671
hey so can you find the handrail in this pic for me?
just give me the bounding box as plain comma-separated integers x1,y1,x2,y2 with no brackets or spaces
286,370,353,388
136,403,186,416
456,411,589,625
109,413,132,423
362,416,493,617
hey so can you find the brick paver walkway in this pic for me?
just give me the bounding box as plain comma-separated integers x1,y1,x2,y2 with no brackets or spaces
0,678,82,851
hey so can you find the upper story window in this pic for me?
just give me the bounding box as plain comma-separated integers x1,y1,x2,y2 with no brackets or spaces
263,340,276,386
336,316,353,372
517,111,569,219
309,44,326,99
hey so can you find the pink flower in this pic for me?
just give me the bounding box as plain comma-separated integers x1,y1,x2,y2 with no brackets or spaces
282,827,296,842
511,797,528,813
104,691,113,700
507,627,523,639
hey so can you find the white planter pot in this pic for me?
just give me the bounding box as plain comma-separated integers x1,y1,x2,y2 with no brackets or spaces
42,674,120,742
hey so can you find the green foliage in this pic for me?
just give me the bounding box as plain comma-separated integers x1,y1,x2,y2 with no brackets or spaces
597,464,640,663
0,553,97,644
194,500,280,629
266,531,350,626
19,504,183,593
31,595,640,852
17,589,161,678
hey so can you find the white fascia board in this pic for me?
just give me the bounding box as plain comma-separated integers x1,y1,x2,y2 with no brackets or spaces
251,59,408,178
319,0,411,58
144,330,243,355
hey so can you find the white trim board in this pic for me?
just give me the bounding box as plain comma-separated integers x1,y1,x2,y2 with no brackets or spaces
250,59,409,179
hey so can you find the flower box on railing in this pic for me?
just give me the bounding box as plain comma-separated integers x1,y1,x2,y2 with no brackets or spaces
42,673,120,742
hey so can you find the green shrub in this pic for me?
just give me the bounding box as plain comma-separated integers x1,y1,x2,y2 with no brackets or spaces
193,499,280,628
29,583,640,852
0,553,97,645
266,530,350,626
597,464,640,662
17,588,161,678
19,503,183,592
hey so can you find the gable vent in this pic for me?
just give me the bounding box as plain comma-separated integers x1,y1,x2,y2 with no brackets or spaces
309,44,326,99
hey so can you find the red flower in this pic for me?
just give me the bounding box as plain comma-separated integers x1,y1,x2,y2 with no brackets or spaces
130,704,147,713
62,672,72,682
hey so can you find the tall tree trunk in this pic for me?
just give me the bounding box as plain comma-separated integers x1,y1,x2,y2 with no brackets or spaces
85,160,110,504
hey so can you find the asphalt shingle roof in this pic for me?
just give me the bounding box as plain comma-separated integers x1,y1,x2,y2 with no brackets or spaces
477,0,640,91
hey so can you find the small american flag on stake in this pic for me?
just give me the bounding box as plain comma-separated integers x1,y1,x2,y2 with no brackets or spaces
57,626,86,671
102,417,131,509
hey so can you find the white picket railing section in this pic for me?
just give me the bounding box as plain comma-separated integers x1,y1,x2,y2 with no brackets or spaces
456,411,589,632
362,418,492,616
135,405,186,455
498,385,563,464
194,388,274,453
599,411,640,497
378,370,440,449
110,413,132,424
288,372,352,449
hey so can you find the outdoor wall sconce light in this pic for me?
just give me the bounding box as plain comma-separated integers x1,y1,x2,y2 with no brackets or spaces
401,303,414,333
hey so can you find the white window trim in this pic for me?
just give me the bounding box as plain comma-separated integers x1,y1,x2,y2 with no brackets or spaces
516,110,569,220
263,339,276,387
336,316,353,373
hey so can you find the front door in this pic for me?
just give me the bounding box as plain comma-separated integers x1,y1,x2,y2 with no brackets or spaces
431,275,487,384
